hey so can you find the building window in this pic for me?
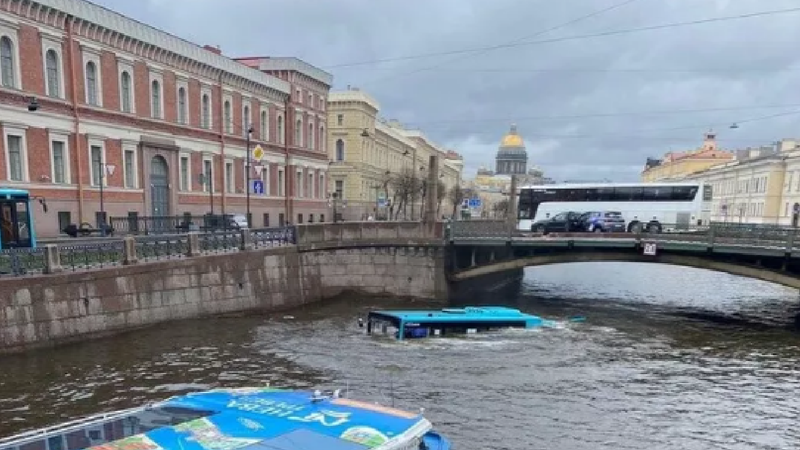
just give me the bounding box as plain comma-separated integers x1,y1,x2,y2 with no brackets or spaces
202,94,211,128
319,174,325,198
203,159,213,193
225,161,234,193
260,110,268,141
89,145,104,186
308,173,315,199
224,100,232,133
45,49,60,98
337,114,343,126
124,149,136,188
295,118,302,146
308,123,315,150
278,169,285,196
335,179,344,199
180,155,190,191
85,61,98,105
6,134,23,181
0,36,14,88
120,71,132,113
51,140,66,184
177,87,187,124
243,105,250,135
151,80,161,118
296,170,303,197
335,139,345,161
277,115,284,144
319,125,325,153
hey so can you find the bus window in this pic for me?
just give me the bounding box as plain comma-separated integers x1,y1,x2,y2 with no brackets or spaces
643,186,674,201
0,203,12,248
613,187,643,201
518,191,534,219
15,201,30,243
673,186,698,201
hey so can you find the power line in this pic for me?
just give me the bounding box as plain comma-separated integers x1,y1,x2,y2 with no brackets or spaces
324,7,800,69
352,66,800,74
360,0,644,86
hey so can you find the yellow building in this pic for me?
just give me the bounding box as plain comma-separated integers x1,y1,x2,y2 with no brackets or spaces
688,139,800,225
641,132,735,182
326,88,464,220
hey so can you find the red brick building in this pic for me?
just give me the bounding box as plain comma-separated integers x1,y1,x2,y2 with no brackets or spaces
0,0,332,238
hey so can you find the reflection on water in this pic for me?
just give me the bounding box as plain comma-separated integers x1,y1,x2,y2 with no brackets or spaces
2,262,800,449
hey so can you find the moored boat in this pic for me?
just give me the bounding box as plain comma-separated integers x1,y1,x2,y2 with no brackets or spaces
365,306,556,340
0,387,451,450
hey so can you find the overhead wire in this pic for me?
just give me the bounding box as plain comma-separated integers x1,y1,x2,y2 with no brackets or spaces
359,0,644,86
324,6,800,69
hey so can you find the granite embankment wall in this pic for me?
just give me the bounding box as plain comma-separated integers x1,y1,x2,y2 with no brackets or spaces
0,222,445,355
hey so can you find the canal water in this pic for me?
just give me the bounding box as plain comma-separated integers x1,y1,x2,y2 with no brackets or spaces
2,262,800,449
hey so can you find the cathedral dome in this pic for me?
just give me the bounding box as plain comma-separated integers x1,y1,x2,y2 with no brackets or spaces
500,123,524,148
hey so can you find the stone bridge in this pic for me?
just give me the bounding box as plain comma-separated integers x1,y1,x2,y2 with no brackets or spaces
447,220,800,290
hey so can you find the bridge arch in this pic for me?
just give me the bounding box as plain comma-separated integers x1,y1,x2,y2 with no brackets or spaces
451,252,800,290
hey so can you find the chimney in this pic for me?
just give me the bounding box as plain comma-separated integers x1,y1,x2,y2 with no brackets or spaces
203,45,222,55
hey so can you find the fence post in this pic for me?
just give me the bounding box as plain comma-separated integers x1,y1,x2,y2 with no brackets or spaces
187,232,201,256
707,225,715,248
122,236,138,265
786,231,795,253
43,244,62,274
240,229,253,251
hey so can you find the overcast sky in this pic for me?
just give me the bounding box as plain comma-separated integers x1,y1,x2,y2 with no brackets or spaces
93,0,800,182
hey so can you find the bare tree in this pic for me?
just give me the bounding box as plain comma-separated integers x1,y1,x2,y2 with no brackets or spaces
389,167,421,220
447,185,465,220
492,198,510,219
436,179,446,216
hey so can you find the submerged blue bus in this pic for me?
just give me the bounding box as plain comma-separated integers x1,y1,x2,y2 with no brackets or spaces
0,187,39,249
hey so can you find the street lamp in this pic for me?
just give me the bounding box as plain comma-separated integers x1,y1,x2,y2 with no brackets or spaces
199,172,213,216
244,125,254,228
27,96,39,112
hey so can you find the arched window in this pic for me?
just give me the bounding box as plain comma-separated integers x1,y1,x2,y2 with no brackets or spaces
277,115,284,143
201,94,210,128
0,36,14,88
295,118,302,146
85,61,98,105
45,49,59,97
150,80,161,118
177,87,187,124
260,110,268,140
319,125,325,153
224,100,232,133
308,123,315,150
120,71,132,112
335,139,344,161
243,105,250,135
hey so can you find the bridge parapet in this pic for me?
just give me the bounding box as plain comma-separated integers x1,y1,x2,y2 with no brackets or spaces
297,221,443,245
448,220,514,239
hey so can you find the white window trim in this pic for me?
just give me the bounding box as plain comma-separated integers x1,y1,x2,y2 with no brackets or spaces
3,123,28,182
259,107,270,142
277,113,285,144
334,179,344,199
0,21,22,89
87,137,107,187
149,68,164,119
308,172,315,199
117,57,136,114
295,117,303,147
262,162,270,196
122,142,138,189
48,129,70,185
201,87,213,129
278,167,285,196
222,94,233,134
179,152,192,192
242,99,252,135
320,173,326,198
308,119,315,150
81,45,103,107
224,159,235,193
319,124,325,153
296,169,304,198
40,34,65,99
202,156,214,193
176,77,189,125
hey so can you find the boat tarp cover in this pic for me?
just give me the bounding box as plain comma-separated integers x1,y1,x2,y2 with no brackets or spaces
83,388,426,450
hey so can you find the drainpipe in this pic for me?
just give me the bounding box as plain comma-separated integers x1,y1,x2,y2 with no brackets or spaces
218,70,226,217
66,16,84,223
284,95,291,221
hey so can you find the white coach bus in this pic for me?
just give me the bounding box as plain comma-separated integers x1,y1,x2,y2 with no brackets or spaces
516,182,713,233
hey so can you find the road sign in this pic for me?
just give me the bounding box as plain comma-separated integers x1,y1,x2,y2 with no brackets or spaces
378,199,388,208
468,197,482,208
643,242,657,256
253,164,264,174
105,164,116,176
251,180,264,195
252,145,264,162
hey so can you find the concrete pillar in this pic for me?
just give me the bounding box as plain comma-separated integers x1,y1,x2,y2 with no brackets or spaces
122,237,138,265
240,229,253,251
43,244,62,274
187,232,201,256
424,155,439,224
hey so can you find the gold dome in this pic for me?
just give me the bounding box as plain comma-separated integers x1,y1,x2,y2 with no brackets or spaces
500,123,524,147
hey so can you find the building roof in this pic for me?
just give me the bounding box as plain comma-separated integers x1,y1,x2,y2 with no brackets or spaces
499,124,525,148
235,56,333,86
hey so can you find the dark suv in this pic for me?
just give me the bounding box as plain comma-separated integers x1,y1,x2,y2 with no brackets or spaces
531,211,584,234
580,211,626,233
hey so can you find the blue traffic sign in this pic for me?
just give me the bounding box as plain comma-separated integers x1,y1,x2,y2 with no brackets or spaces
251,180,264,195
468,197,482,208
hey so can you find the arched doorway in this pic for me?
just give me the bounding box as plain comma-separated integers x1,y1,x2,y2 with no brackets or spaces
150,155,170,217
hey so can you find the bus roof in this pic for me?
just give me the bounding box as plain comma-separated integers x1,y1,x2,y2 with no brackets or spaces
0,187,30,196
518,181,701,190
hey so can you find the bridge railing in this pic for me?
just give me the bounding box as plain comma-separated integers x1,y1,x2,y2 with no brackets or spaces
297,221,443,244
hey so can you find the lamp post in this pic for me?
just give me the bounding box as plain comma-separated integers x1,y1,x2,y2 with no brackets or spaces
96,160,115,237
245,125,254,228
199,172,213,215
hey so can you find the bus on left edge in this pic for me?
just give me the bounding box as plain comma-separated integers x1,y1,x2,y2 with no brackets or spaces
0,187,44,250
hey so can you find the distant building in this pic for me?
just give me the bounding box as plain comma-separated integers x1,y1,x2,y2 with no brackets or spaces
495,124,528,175
641,132,736,182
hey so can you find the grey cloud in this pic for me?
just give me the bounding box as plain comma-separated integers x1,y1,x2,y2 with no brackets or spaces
94,0,800,181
